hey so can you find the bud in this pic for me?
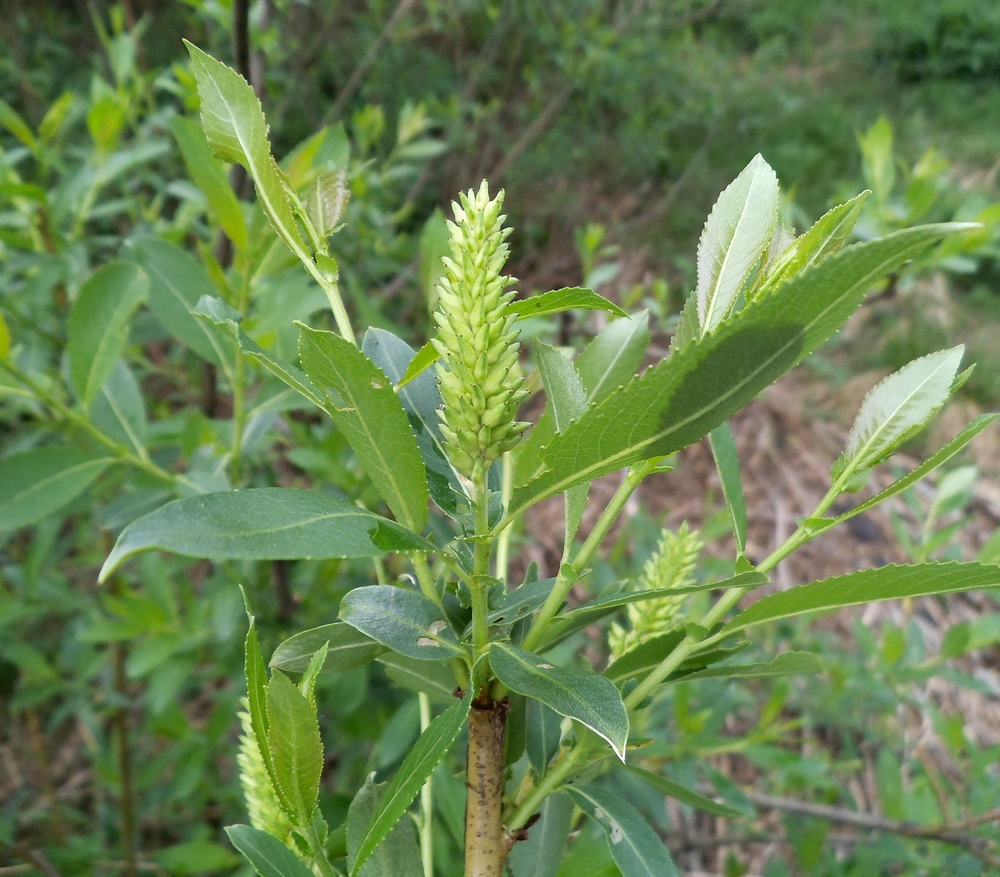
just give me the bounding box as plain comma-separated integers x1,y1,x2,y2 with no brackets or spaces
432,181,528,481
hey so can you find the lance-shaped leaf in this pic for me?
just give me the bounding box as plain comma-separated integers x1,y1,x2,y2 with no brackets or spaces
340,586,465,661
67,261,148,407
624,766,743,818
299,324,428,531
377,653,457,703
305,169,349,242
564,785,679,877
362,328,464,517
697,154,779,333
132,237,234,368
270,623,387,674
489,643,629,761
708,422,747,553
171,115,248,250
0,447,113,531
90,360,147,454
242,605,286,813
99,488,432,582
668,650,822,684
347,777,422,877
605,632,750,686
348,691,471,876
193,297,323,408
266,670,323,822
507,792,574,877
225,825,315,877
185,42,310,267
526,698,564,775
507,287,627,321
509,223,972,518
833,346,964,482
722,562,1000,636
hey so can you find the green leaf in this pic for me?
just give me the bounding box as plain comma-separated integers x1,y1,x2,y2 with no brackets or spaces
697,154,779,333
526,698,563,775
488,578,557,625
185,42,311,267
362,328,464,517
623,766,743,818
509,223,971,518
67,262,148,407
298,324,428,531
722,562,1000,635
0,99,37,148
489,643,629,761
395,340,440,390
347,776,423,877
192,297,323,408
0,447,113,531
605,632,751,686
508,287,627,321
131,237,233,367
171,115,248,250
377,653,457,703
758,191,870,293
830,413,1000,524
242,606,284,812
100,488,432,582
418,209,449,308
266,670,323,821
708,422,747,553
0,311,10,360
89,360,147,454
672,651,822,684
564,785,679,877
270,623,387,674
305,169,349,241
348,691,471,876
340,586,465,661
507,792,573,877
835,347,964,479
225,824,315,877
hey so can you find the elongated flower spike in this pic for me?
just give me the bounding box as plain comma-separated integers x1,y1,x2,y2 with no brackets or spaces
432,181,529,483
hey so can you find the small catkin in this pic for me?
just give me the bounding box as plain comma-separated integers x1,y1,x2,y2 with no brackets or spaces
433,181,528,482
236,701,293,845
609,523,703,660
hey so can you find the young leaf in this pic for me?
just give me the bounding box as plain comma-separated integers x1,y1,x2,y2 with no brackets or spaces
266,670,323,822
708,422,747,553
0,447,113,531
340,586,465,661
193,297,323,408
508,287,627,321
185,42,311,267
131,237,234,368
509,223,972,518
298,324,428,531
623,766,743,818
834,347,964,480
171,115,248,250
395,340,440,390
564,785,679,877
489,643,629,761
697,154,779,333
348,691,471,876
67,261,148,407
347,777,422,877
722,561,1000,636
99,488,433,582
225,824,315,877
362,328,464,517
304,169,349,242
270,623,387,674
507,792,573,877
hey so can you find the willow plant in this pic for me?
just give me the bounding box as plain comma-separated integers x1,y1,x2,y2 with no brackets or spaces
98,46,1000,877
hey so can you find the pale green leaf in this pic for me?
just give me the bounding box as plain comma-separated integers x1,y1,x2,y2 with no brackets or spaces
0,99,37,148
99,488,432,582
266,670,323,821
225,825,315,877
305,169,349,241
0,447,113,531
395,340,440,390
564,785,679,877
508,287,627,321
509,223,972,518
722,562,1000,635
348,691,471,876
89,360,147,454
298,324,428,531
0,312,9,360
708,422,746,553
489,643,629,760
624,766,743,818
67,262,148,406
697,154,779,333
270,623,387,674
171,115,248,250
340,586,464,661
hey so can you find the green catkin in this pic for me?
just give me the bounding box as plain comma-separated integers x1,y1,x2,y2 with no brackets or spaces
609,523,703,660
236,701,293,845
433,181,528,484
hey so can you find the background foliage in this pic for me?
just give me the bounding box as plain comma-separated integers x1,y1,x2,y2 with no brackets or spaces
1,0,999,875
